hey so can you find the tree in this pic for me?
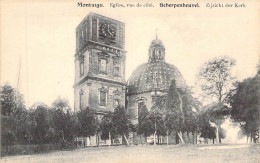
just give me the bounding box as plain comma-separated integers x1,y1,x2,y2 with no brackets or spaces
229,75,260,143
164,80,185,144
181,88,201,144
100,111,113,143
112,105,131,145
77,107,97,146
198,56,236,143
1,84,25,116
150,80,200,145
198,56,236,103
148,107,166,145
137,105,153,139
30,103,52,144
52,97,71,112
1,84,27,147
198,109,216,144
51,97,75,143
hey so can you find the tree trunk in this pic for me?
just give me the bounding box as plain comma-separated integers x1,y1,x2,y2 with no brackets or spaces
216,126,220,144
96,134,99,147
123,134,129,146
89,136,92,147
157,134,160,144
109,131,111,146
178,132,185,144
250,132,253,143
176,132,179,144
167,130,169,145
187,132,191,144
195,132,197,144
140,135,142,145
153,132,156,145
154,122,156,146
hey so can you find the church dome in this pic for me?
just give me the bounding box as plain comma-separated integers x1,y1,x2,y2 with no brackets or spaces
127,38,186,94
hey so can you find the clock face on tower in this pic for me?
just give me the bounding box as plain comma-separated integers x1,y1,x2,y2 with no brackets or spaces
100,23,116,38
99,23,116,45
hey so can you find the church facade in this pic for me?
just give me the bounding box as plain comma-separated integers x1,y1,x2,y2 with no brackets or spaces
74,13,187,145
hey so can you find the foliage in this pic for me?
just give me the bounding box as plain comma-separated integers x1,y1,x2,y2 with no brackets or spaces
179,88,201,135
137,105,153,137
1,84,25,116
198,56,236,103
148,107,167,137
229,75,260,143
112,105,130,137
165,80,183,133
51,97,77,142
52,97,71,112
206,102,229,125
198,110,216,140
198,56,236,143
77,107,97,138
149,80,201,144
31,104,52,144
1,84,28,146
100,111,113,140
1,84,79,155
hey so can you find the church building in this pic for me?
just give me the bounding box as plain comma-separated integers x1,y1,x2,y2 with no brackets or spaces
74,13,187,145
126,33,187,144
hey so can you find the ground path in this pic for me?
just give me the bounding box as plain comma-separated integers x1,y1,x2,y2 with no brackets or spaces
1,144,260,163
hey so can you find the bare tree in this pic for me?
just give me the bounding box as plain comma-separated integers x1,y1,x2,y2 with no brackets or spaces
198,56,236,143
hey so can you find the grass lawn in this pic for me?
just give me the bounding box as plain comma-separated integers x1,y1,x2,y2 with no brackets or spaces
1,144,260,163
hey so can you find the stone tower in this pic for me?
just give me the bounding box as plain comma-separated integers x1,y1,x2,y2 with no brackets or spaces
74,13,126,118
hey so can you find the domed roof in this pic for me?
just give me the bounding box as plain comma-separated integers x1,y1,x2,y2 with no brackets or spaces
149,39,165,50
127,38,186,94
127,62,186,94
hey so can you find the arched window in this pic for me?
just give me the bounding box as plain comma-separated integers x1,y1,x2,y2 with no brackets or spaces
114,99,119,107
80,59,84,77
137,101,145,115
100,90,107,106
135,97,147,118
79,90,84,110
99,59,107,73
99,87,108,106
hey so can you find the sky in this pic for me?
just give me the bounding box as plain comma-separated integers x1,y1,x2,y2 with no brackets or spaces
1,0,259,109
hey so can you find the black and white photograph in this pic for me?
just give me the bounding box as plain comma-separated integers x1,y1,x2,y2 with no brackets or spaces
1,0,259,162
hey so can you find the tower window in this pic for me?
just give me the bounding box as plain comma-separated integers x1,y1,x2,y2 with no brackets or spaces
100,90,107,106
114,99,119,107
79,92,83,110
80,59,84,77
98,59,107,74
114,65,120,76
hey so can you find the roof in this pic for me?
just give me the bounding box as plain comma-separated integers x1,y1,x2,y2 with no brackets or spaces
127,61,186,94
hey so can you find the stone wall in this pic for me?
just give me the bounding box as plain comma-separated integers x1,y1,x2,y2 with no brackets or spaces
127,92,154,122
74,79,125,112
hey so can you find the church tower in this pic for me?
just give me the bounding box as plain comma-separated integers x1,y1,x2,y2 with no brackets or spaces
74,13,126,118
